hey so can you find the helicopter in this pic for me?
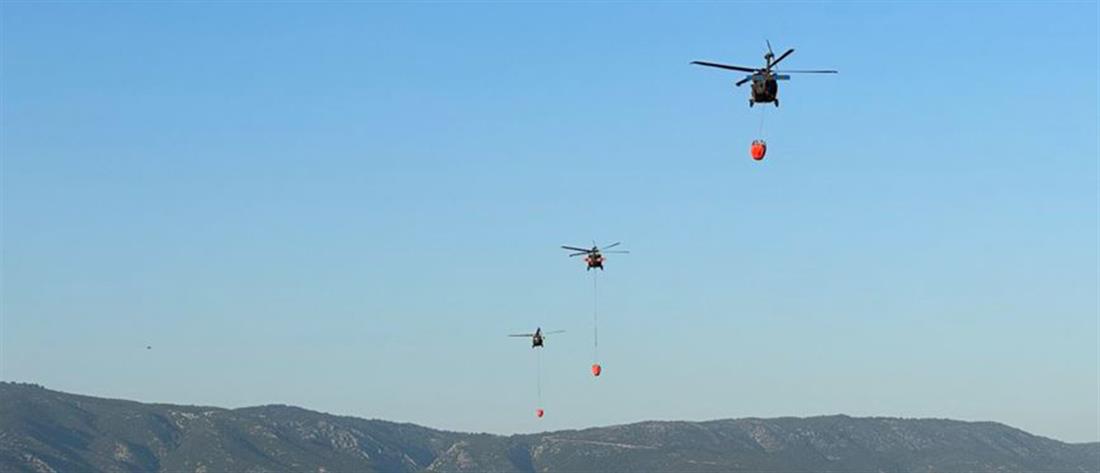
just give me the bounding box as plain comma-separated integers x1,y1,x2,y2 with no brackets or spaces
561,242,629,270
692,41,836,107
509,327,565,348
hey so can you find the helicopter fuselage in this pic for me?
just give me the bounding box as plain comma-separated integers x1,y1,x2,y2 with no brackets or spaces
749,77,779,106
585,253,604,270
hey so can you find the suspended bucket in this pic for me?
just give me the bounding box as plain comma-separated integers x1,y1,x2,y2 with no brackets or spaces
591,363,602,377
750,139,767,161
536,408,545,418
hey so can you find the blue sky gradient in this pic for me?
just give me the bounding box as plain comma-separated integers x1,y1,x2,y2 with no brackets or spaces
2,2,1097,442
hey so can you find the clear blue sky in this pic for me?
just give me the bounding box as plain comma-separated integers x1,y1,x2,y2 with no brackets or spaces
2,2,1097,442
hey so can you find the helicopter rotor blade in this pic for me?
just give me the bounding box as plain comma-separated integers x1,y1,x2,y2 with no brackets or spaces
775,69,838,74
766,39,774,57
601,242,622,250
509,334,536,337
603,250,630,254
561,245,591,253
691,61,758,73
568,252,587,257
543,330,566,335
768,48,795,69
735,75,753,87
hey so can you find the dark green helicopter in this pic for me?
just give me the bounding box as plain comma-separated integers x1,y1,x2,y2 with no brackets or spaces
509,327,565,348
692,41,837,107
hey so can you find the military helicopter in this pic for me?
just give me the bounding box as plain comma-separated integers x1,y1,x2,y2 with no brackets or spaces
692,41,836,107
561,242,629,270
509,327,565,348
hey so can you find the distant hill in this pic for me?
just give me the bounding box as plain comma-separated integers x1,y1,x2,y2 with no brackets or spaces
1,382,1096,472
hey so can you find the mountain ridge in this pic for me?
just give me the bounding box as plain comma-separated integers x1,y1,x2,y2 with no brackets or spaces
2,382,1096,472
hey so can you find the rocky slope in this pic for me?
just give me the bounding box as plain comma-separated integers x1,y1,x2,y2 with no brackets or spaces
1,382,1095,472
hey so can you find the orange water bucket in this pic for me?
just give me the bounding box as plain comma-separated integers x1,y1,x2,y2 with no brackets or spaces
750,140,767,161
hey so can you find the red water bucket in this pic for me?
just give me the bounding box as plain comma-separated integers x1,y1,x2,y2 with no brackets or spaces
536,408,544,418
750,140,767,161
591,363,602,377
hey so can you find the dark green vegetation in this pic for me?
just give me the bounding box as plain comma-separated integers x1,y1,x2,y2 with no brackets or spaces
2,382,1096,473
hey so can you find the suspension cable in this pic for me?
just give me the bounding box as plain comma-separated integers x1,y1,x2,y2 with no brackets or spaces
593,270,599,362
758,105,767,139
